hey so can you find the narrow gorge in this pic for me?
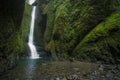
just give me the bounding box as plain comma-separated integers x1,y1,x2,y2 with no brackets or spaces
0,0,120,80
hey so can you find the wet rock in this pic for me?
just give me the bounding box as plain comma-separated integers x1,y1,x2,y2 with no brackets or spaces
73,68,79,71
106,72,113,78
0,55,18,75
116,59,120,64
66,75,80,80
116,65,120,70
55,77,61,80
83,73,88,77
104,65,113,70
98,65,104,71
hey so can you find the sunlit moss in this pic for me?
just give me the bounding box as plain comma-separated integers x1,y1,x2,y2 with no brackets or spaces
73,11,120,63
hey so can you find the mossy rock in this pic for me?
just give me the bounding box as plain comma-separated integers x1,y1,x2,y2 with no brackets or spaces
43,0,120,63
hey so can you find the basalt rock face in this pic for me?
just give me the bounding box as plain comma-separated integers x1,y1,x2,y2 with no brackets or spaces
34,0,48,50
43,0,120,63
0,0,27,74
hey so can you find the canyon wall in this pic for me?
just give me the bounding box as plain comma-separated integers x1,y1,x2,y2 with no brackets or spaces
0,0,32,74
43,0,120,63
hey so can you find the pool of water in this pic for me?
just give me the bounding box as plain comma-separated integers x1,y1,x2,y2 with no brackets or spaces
0,59,50,80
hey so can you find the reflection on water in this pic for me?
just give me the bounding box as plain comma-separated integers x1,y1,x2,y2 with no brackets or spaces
25,59,37,79
0,59,46,80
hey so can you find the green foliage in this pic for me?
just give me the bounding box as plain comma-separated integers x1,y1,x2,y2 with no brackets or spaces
0,3,31,58
73,11,120,63
20,3,32,52
0,1,33,73
44,0,120,63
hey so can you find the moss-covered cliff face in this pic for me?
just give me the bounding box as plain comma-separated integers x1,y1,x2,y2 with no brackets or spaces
20,3,32,56
0,0,31,74
44,0,120,63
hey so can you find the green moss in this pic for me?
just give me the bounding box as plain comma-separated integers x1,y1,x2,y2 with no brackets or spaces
0,3,31,58
73,11,120,63
43,0,120,63
0,0,30,73
20,3,32,53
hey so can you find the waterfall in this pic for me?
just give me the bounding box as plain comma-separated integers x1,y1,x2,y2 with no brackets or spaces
28,0,36,5
28,6,39,59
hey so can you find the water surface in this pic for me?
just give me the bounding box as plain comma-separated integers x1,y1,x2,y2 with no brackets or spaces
0,59,49,80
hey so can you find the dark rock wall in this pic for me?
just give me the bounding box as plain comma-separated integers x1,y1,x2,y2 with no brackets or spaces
34,0,48,50
0,0,25,74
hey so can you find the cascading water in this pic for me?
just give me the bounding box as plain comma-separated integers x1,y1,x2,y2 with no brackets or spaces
28,6,39,59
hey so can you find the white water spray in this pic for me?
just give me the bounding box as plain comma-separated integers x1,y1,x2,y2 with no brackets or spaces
28,6,39,59
28,0,36,5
